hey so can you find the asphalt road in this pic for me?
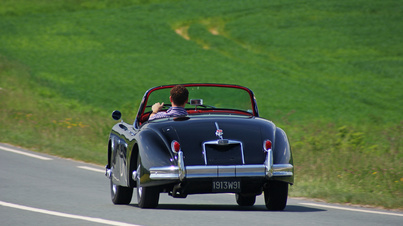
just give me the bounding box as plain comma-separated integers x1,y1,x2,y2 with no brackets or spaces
1,143,402,226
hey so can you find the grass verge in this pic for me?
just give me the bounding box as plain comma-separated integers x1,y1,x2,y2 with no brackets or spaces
0,0,402,209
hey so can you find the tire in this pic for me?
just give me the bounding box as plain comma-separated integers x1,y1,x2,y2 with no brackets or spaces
136,157,160,208
264,181,288,211
110,178,133,204
235,193,256,206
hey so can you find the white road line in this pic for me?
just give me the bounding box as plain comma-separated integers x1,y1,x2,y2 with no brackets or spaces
0,146,52,160
0,201,142,226
301,203,403,217
77,166,104,173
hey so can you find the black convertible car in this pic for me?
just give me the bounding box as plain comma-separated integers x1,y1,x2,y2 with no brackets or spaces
106,84,294,210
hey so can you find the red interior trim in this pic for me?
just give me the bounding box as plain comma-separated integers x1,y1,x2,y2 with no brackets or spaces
139,109,252,124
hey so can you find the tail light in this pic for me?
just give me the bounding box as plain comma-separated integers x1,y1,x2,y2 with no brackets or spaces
263,140,272,152
171,140,181,154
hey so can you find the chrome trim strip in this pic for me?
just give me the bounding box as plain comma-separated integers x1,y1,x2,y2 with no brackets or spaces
178,151,185,180
150,166,180,180
218,165,236,177
186,165,218,178
264,148,274,177
273,164,293,171
236,164,266,177
273,171,294,176
272,164,293,177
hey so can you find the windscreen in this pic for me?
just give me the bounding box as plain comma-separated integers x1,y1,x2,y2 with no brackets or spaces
144,86,254,114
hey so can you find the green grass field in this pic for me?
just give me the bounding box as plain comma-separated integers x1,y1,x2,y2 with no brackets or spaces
0,0,402,209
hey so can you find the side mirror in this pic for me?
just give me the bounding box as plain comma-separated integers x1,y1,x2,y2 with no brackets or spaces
111,110,122,121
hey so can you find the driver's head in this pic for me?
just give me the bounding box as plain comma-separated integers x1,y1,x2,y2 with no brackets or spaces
170,85,189,106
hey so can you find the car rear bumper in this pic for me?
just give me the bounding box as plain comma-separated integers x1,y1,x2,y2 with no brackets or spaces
149,163,293,180
148,148,293,181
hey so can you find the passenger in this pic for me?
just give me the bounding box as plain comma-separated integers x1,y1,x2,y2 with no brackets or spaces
149,85,189,121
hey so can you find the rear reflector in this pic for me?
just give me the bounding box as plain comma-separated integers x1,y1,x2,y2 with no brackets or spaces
172,140,181,153
264,140,272,151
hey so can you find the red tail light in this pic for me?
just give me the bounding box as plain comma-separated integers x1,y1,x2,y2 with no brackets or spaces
171,140,181,153
264,140,272,151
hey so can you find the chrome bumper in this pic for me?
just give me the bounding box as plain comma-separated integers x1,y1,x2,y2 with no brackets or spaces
149,148,292,180
149,163,293,180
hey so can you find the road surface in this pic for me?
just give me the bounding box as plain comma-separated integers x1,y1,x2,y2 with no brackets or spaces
1,143,401,226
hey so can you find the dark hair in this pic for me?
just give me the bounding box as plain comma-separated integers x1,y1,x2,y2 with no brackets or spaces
170,85,189,106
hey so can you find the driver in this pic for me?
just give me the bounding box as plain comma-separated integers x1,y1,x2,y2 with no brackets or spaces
149,85,189,121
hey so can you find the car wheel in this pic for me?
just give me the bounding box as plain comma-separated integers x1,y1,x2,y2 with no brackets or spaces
264,181,288,211
110,178,133,204
235,193,256,206
136,157,160,208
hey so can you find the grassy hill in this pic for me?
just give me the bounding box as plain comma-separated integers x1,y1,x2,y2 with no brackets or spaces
0,0,402,209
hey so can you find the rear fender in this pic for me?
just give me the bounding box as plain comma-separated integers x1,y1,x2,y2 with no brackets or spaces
108,133,128,186
273,127,294,184
127,143,139,188
137,129,175,186
273,127,292,164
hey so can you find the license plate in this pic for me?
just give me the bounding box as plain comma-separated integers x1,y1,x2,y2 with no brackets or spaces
212,179,241,192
